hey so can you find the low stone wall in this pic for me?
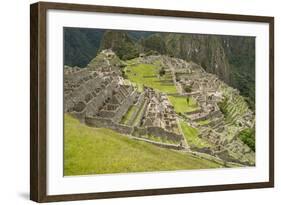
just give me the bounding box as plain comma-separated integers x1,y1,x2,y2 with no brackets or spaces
132,136,183,150
85,116,133,135
71,110,87,122
210,110,222,118
185,108,202,115
190,110,221,122
147,126,182,141
99,110,116,118
214,150,251,166
191,146,213,155
132,126,148,137
169,92,200,97
207,117,224,127
85,116,183,144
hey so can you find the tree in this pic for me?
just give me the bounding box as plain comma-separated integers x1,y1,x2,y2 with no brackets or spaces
238,128,255,151
159,67,166,77
183,85,192,93
186,97,190,105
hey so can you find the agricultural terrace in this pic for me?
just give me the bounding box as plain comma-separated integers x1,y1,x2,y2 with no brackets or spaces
124,63,177,94
168,96,199,114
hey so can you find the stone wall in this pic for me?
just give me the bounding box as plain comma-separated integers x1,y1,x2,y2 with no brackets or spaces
185,108,202,115
98,110,116,118
85,117,183,143
190,110,221,122
71,110,87,122
132,126,148,137
85,116,133,135
84,81,117,115
133,137,184,150
147,126,182,141
191,146,214,155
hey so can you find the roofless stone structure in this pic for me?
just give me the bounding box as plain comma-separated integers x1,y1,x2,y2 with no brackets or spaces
64,50,186,150
64,50,255,165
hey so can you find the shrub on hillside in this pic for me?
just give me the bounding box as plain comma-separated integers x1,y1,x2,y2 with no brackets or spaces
238,128,255,151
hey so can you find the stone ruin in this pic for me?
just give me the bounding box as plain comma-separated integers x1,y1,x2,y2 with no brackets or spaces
168,57,255,165
139,87,184,144
64,50,186,150
64,50,255,165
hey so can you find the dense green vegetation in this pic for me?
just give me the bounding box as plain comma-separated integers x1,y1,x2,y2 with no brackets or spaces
125,63,177,94
180,121,211,148
99,31,140,60
64,114,221,175
168,96,199,114
183,85,192,93
238,128,255,151
140,34,167,54
64,28,104,67
223,37,255,110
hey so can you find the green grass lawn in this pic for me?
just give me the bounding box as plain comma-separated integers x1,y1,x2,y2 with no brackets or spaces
168,96,199,114
125,63,177,94
64,114,221,176
180,121,212,148
197,119,211,126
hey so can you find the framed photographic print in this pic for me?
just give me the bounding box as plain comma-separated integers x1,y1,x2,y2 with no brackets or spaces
30,1,274,202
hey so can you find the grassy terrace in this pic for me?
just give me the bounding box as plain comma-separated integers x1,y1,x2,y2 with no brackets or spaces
219,87,249,124
180,121,211,149
132,100,147,126
121,105,137,125
168,96,199,114
125,63,177,94
64,114,221,176
197,119,211,126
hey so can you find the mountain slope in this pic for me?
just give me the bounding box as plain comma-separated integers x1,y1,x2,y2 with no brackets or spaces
63,28,105,67
99,30,141,60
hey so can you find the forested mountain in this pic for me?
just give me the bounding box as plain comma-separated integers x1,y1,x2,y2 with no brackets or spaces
63,28,255,109
63,28,105,67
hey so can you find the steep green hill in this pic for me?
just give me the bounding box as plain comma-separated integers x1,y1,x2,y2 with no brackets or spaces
63,27,104,67
99,31,140,60
64,114,222,176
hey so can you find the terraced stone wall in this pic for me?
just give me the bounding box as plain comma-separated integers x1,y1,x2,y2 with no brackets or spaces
85,116,133,135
